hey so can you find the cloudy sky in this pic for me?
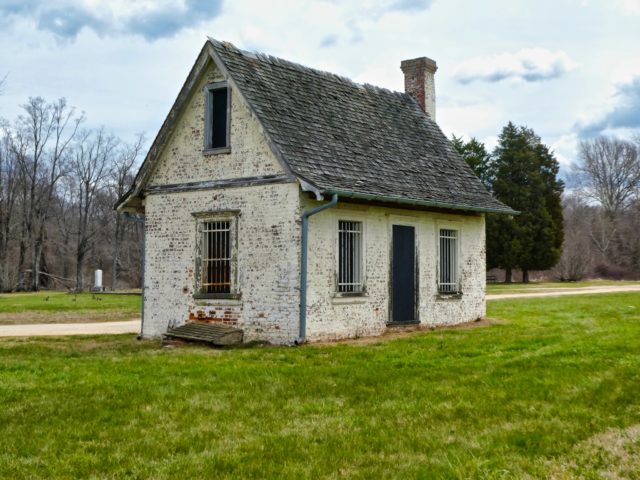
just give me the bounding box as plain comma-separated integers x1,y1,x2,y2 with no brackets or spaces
1,0,639,173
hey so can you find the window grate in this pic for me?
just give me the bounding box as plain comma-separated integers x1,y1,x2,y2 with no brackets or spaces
201,220,231,294
338,221,363,293
439,229,458,293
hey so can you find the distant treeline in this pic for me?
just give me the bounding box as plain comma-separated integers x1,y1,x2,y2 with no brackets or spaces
453,125,640,282
0,97,145,292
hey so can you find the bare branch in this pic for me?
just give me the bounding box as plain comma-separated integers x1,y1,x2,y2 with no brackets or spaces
574,136,640,215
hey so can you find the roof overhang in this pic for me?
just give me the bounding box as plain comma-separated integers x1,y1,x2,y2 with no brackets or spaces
324,189,519,215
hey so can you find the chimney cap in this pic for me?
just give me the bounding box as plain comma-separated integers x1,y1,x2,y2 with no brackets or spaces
400,56,438,74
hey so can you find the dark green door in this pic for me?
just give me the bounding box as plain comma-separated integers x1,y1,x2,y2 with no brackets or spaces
391,225,416,323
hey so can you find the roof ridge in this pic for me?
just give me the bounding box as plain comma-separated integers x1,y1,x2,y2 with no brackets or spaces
208,37,408,99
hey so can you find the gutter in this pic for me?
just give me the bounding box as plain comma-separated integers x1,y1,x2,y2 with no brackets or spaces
325,189,518,215
298,193,338,344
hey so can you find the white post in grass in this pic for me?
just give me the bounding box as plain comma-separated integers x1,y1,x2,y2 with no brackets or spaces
94,269,103,292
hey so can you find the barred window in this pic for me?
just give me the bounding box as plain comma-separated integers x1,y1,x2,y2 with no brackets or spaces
201,220,232,294
338,220,363,293
439,229,458,293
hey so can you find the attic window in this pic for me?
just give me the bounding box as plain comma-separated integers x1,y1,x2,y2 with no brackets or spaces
204,82,230,152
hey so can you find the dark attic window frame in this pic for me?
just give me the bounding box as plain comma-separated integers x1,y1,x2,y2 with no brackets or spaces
203,81,231,155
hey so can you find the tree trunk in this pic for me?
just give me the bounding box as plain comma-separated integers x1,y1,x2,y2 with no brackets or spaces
0,256,5,292
522,269,529,283
111,214,122,290
504,267,512,283
31,236,43,291
76,250,85,291
31,242,43,292
16,235,27,291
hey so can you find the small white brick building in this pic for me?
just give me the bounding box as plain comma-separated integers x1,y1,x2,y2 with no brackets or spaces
117,39,514,344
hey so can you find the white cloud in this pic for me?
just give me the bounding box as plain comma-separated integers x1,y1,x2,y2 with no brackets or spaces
454,48,579,84
551,133,579,168
618,0,640,13
1,0,638,160
0,0,223,40
437,102,502,139
575,74,640,137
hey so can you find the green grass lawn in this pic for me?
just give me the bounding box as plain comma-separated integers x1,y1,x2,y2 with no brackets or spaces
0,292,141,324
1,293,640,478
486,279,640,294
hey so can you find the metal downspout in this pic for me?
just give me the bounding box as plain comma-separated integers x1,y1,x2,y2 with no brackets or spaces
298,193,338,344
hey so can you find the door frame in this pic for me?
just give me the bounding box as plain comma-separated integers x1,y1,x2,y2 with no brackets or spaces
388,216,419,325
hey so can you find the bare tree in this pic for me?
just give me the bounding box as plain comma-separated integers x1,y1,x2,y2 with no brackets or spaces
554,195,593,281
70,128,116,290
0,94,147,292
575,137,640,216
108,134,144,290
9,97,83,290
0,127,19,290
54,175,76,282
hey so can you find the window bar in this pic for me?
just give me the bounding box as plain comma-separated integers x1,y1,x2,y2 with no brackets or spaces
357,223,361,291
216,221,219,293
447,233,450,291
453,231,458,291
344,225,348,292
349,223,352,292
444,234,448,291
215,221,218,293
340,225,344,291
224,221,229,291
355,224,359,291
209,222,214,293
339,226,343,291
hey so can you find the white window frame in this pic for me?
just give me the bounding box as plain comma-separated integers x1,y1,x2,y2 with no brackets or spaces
437,222,461,295
336,218,366,295
192,210,239,299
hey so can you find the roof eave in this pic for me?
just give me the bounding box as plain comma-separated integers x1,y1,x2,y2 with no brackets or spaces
114,191,144,214
324,189,519,215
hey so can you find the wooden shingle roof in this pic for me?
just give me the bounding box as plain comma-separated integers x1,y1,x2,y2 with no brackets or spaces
211,40,513,214
117,39,514,214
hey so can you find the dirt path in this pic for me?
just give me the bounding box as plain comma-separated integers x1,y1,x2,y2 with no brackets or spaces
487,284,640,300
0,311,137,325
0,319,140,337
1,285,638,338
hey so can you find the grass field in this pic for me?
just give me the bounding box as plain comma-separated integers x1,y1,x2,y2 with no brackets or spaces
1,293,640,478
486,279,640,294
0,292,141,325
1,282,637,325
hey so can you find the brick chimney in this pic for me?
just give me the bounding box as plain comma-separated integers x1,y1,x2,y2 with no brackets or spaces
400,56,438,120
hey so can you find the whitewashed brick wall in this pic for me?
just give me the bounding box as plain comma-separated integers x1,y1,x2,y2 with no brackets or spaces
143,182,301,343
141,60,302,343
303,199,486,342
148,62,284,186
140,58,487,345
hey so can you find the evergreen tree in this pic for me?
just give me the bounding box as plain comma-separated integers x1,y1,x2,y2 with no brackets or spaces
450,135,493,189
488,122,564,282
